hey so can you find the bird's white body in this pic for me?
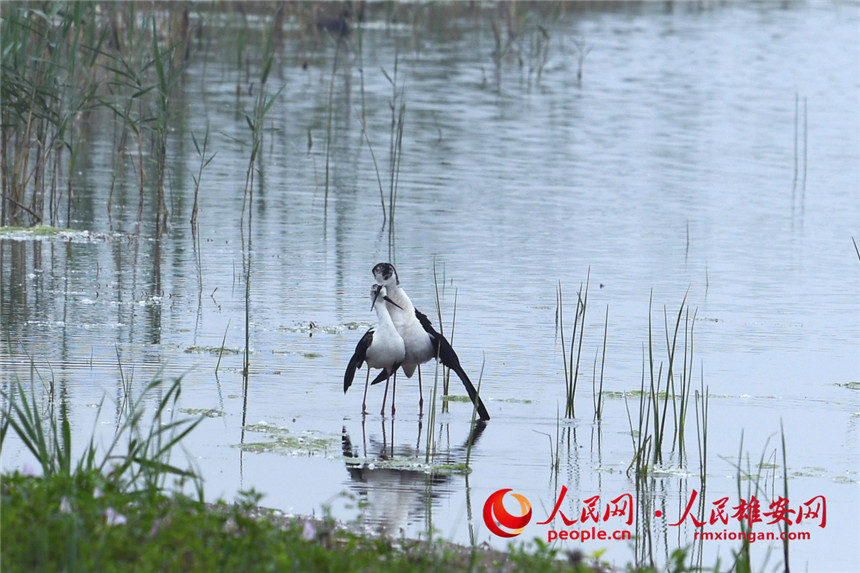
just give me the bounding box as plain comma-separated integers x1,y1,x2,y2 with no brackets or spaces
365,288,406,372
343,284,405,415
381,284,434,377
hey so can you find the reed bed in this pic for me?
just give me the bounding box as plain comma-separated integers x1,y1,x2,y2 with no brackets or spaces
554,281,718,570
1,1,577,233
1,2,193,230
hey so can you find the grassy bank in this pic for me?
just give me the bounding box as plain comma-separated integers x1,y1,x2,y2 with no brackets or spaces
1,473,581,573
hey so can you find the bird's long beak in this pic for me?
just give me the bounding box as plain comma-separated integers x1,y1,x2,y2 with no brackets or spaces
370,288,381,311
383,295,403,310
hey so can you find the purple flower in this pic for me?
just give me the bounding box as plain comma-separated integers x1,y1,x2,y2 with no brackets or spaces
104,507,127,526
302,520,316,541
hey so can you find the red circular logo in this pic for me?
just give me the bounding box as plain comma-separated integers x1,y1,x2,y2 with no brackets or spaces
483,489,532,537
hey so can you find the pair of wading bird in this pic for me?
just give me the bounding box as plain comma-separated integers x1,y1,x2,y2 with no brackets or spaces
344,263,491,421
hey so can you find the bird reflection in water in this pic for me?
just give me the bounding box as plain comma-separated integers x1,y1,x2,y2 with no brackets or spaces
341,419,487,537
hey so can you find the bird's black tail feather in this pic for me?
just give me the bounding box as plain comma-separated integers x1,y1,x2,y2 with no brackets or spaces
435,336,491,421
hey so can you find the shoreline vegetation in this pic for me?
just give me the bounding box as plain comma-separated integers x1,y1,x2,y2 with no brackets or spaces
2,473,606,572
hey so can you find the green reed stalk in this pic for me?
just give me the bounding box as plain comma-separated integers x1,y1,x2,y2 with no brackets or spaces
356,21,367,130
570,274,589,418
647,292,657,447
322,33,343,210
628,353,653,479
567,295,582,418
676,306,697,462
733,434,753,573
215,319,231,377
424,362,441,465
430,262,460,409
431,260,448,409
190,125,216,227
383,55,406,236
445,289,459,399
593,304,608,421
557,271,590,419
359,123,387,223
662,294,687,434
151,17,179,235
780,420,791,572
694,379,710,487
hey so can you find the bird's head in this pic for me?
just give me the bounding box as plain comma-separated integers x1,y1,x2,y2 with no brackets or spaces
372,263,399,287
370,283,403,311
370,284,384,310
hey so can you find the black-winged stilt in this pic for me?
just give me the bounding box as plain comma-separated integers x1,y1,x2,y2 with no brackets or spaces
344,284,406,415
370,263,490,421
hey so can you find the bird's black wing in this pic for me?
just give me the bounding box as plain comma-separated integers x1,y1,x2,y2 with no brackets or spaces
369,359,401,385
415,309,491,421
344,328,373,393
370,369,388,385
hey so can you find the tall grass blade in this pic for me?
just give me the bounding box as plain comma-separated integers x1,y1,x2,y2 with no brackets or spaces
780,419,791,572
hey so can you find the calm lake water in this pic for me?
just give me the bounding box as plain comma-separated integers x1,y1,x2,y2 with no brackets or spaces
2,2,858,571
